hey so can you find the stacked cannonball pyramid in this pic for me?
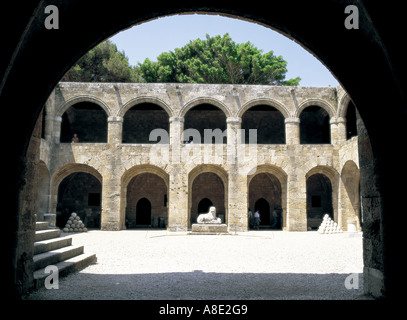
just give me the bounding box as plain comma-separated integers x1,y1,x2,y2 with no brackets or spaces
63,212,88,233
318,214,343,234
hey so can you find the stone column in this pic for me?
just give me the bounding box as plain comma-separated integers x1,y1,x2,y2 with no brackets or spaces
100,175,122,231
227,168,248,232
226,117,249,232
169,117,184,164
167,165,188,232
285,117,300,145
226,117,241,164
43,89,56,142
107,116,123,144
285,167,307,231
51,116,62,143
330,117,347,146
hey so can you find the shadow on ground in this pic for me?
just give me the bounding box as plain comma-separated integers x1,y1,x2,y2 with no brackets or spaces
24,270,370,300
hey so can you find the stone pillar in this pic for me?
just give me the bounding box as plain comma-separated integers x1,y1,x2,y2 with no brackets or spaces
51,116,62,143
107,116,123,144
169,117,184,164
226,117,241,164
358,114,385,298
227,168,248,232
167,165,188,232
43,89,55,142
330,117,347,146
101,175,122,231
285,168,307,231
285,117,300,145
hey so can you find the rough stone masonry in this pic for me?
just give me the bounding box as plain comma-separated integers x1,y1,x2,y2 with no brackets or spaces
37,82,360,233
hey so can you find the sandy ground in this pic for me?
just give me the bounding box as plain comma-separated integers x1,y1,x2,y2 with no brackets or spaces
23,230,370,300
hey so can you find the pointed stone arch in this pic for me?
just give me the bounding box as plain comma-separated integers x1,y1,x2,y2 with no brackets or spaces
188,164,228,227
247,164,288,229
121,164,169,229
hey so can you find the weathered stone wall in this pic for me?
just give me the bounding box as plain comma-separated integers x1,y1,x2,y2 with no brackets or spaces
39,82,360,233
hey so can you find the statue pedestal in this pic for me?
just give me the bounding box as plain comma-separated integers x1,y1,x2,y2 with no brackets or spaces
190,223,229,235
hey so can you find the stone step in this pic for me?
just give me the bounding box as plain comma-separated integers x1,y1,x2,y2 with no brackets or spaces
33,252,97,290
34,237,73,255
35,221,49,231
34,229,61,242
33,245,84,271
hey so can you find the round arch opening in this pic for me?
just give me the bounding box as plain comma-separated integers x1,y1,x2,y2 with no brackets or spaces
241,105,285,144
184,104,227,144
122,102,170,143
56,172,102,229
248,172,282,229
60,101,108,143
190,171,226,227
300,106,331,144
306,173,333,230
125,172,168,229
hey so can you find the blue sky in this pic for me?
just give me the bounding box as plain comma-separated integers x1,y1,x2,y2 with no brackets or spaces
109,14,339,87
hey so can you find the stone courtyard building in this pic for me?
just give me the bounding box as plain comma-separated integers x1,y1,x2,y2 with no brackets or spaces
37,82,360,233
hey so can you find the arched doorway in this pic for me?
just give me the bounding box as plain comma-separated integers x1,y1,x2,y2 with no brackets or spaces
248,172,283,229
125,171,168,229
254,198,270,226
56,172,102,229
136,198,152,226
6,3,404,299
190,171,226,227
306,173,333,230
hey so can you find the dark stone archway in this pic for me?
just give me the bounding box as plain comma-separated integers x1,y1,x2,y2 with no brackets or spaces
2,1,405,300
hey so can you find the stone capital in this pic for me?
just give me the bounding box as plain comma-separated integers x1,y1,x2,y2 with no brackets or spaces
170,116,184,123
226,117,242,124
107,116,123,123
284,117,300,124
330,117,346,125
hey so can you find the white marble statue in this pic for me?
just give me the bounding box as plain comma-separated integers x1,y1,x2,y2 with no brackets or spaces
197,206,221,224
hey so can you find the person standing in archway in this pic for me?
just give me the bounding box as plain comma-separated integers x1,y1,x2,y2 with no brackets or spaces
248,208,253,229
254,210,261,230
71,133,79,143
271,207,279,229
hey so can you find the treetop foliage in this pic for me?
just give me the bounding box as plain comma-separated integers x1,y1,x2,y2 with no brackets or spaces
63,34,300,86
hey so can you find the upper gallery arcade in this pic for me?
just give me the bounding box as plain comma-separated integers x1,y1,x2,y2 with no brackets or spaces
37,82,360,233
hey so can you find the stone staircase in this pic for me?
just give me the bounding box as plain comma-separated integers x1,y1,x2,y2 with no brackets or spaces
33,221,96,290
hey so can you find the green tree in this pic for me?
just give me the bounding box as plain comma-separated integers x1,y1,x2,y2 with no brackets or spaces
62,40,139,82
136,33,300,85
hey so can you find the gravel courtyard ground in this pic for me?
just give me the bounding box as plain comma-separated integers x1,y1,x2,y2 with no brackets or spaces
23,230,371,300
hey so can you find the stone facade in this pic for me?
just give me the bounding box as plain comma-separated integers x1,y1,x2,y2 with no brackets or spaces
37,82,360,233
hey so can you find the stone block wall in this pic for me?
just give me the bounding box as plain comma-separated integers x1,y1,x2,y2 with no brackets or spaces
36,82,360,233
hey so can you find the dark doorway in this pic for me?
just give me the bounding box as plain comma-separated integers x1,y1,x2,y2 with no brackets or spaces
136,198,152,226
197,198,213,214
254,198,270,226
56,172,102,229
306,173,333,230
